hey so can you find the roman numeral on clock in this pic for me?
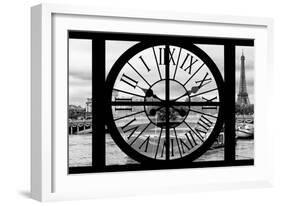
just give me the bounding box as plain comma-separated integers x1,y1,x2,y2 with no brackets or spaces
183,131,198,149
194,115,213,140
120,73,138,89
202,96,218,110
195,72,212,89
139,56,151,72
179,136,192,153
121,118,140,140
198,115,213,130
184,121,206,144
160,139,175,157
139,136,150,152
114,98,132,111
159,47,176,65
178,128,208,154
180,53,198,74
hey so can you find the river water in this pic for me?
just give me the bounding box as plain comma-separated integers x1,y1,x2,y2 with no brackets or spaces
68,134,254,167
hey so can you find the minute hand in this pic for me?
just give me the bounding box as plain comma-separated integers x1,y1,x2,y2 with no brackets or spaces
173,73,212,101
172,85,217,101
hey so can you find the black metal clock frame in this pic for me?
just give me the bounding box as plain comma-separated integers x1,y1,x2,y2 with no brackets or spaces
106,41,224,164
68,31,254,174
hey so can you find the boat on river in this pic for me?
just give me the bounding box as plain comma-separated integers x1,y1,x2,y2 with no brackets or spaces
236,123,254,139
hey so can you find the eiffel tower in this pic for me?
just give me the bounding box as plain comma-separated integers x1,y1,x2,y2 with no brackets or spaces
237,51,250,105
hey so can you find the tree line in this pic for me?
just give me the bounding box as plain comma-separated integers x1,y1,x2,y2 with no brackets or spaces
69,105,86,119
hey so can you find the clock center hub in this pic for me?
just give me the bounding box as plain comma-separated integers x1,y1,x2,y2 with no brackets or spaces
144,80,190,128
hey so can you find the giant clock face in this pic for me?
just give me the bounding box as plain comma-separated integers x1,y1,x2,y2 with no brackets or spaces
105,42,224,164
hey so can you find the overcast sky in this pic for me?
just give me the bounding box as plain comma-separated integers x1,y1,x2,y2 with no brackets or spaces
68,39,254,107
69,39,92,106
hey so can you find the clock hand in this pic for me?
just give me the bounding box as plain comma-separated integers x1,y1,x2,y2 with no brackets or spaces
171,106,188,117
137,86,155,97
185,82,212,97
150,93,163,101
180,73,212,99
148,105,165,116
137,85,149,94
137,86,163,101
172,86,200,101
189,86,200,94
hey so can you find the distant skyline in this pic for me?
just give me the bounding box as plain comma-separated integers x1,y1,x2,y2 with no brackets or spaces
69,39,254,107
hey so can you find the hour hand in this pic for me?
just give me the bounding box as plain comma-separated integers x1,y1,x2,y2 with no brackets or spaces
183,86,200,97
187,86,200,95
137,85,149,94
137,86,155,98
146,89,162,101
137,86,162,101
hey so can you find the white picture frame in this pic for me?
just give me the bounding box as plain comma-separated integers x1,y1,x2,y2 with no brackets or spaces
31,3,274,202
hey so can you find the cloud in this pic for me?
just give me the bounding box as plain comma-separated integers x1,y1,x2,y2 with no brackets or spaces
68,40,255,105
68,40,138,106
106,41,139,77
69,85,91,106
69,69,92,81
68,39,92,106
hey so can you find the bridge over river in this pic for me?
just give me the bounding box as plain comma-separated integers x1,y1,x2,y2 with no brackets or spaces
68,115,253,135
69,119,92,134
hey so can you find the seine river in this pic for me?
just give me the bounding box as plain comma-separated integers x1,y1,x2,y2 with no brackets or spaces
68,134,254,167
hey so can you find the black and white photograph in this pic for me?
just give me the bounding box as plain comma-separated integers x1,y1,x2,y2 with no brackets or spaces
235,46,254,160
24,1,281,203
67,32,255,173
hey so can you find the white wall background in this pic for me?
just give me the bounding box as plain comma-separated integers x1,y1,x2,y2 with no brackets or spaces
0,0,280,205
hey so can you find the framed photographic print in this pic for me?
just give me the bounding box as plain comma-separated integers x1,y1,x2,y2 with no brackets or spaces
67,31,254,173
31,3,274,201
